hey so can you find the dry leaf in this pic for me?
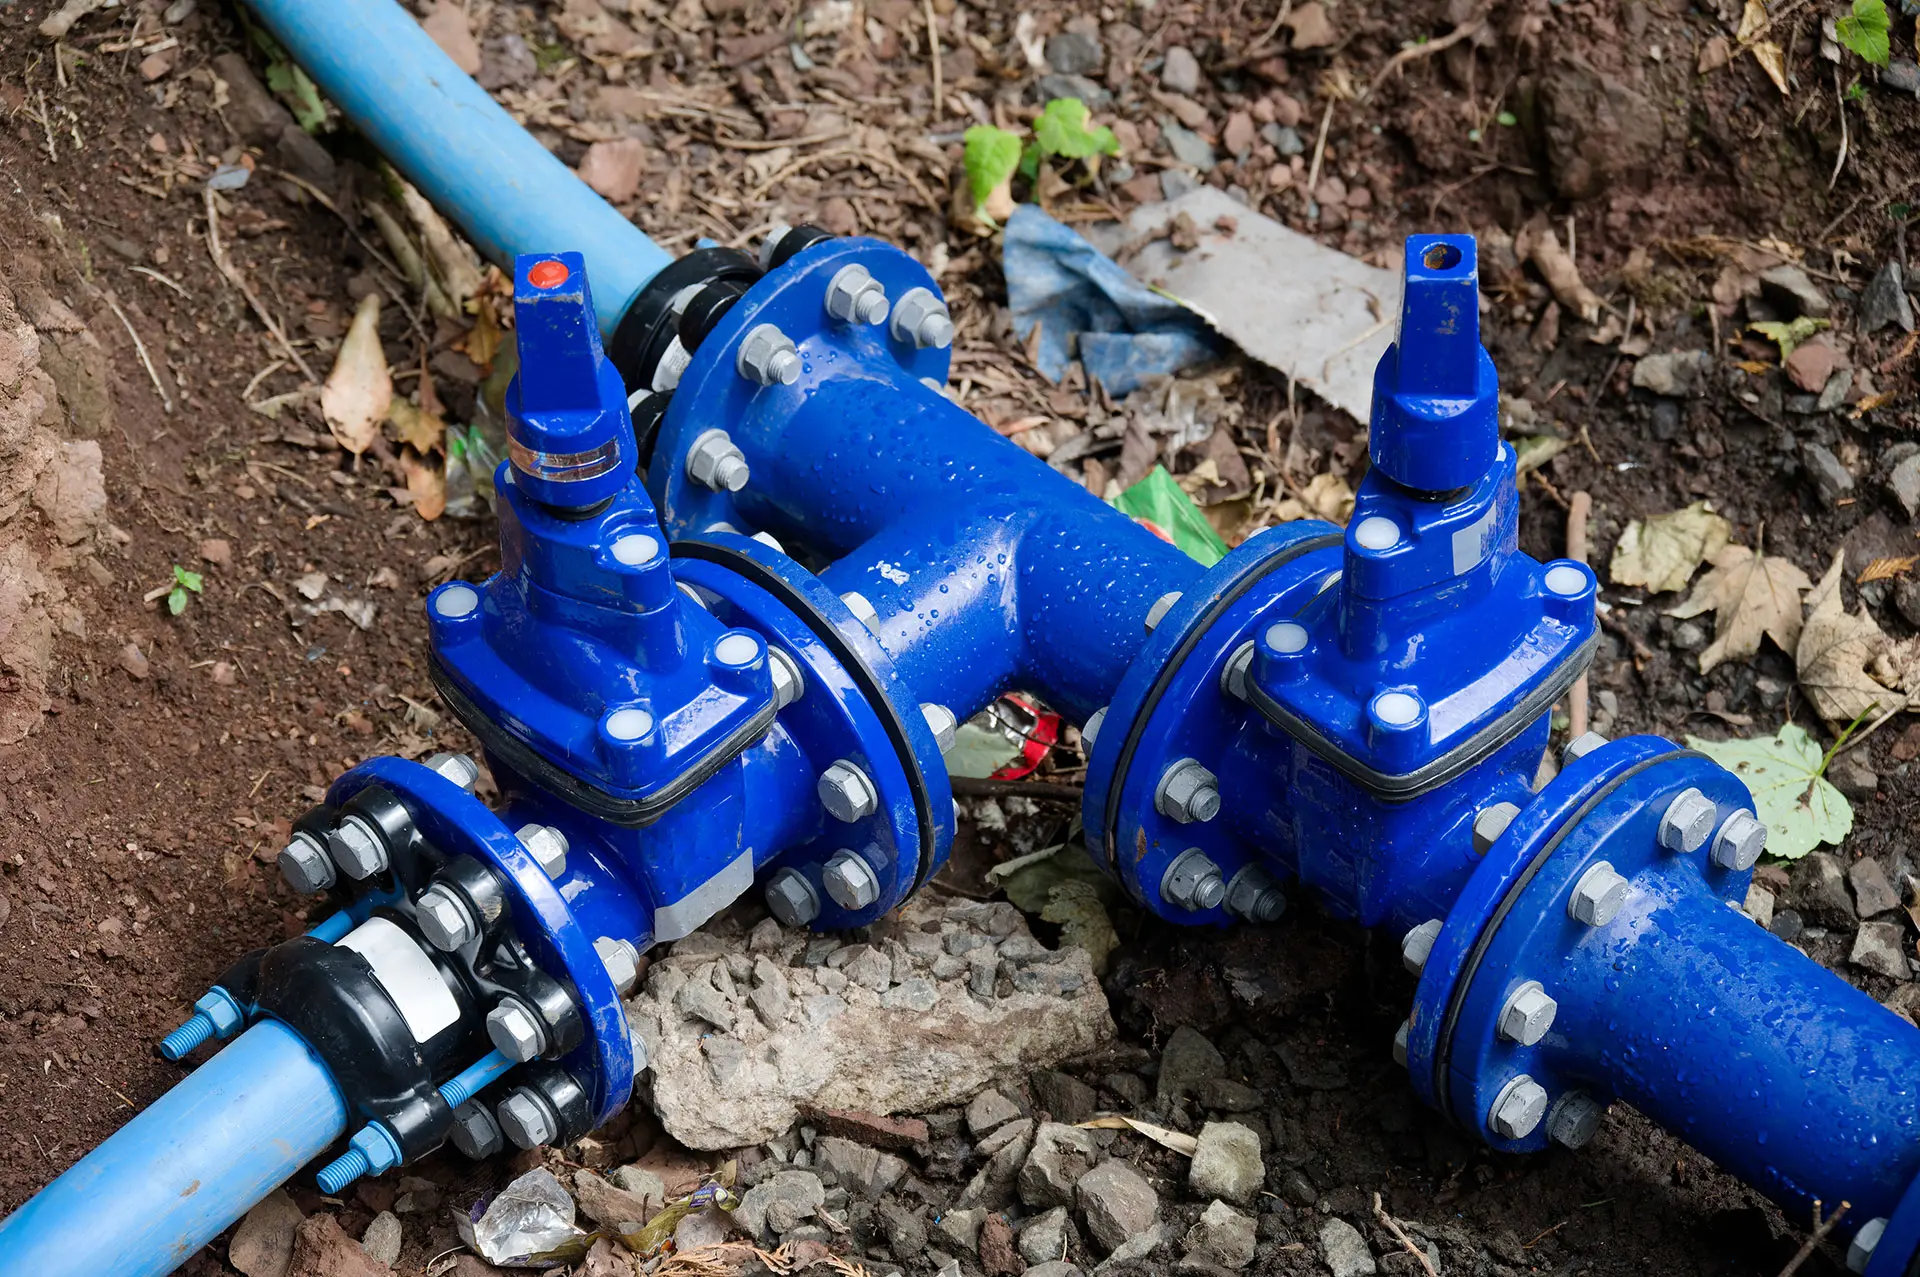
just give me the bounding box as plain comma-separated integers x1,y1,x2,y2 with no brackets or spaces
319,292,391,455
388,398,446,453
1609,502,1732,594
394,176,484,313
457,298,504,372
1737,0,1791,94
1797,551,1917,725
400,448,448,521
1859,556,1917,584
1078,1115,1200,1155
1273,472,1355,524
1665,542,1812,673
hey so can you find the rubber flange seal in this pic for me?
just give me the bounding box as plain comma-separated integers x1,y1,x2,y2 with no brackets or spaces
606,246,761,396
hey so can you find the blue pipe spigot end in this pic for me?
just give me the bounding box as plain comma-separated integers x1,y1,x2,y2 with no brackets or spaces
505,251,638,510
1368,234,1499,495
158,986,247,1060
316,1121,403,1194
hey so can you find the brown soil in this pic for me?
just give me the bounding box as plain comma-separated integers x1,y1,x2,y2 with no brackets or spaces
0,0,1915,1274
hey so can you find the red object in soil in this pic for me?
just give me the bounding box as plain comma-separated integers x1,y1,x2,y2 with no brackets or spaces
527,259,571,289
990,693,1061,781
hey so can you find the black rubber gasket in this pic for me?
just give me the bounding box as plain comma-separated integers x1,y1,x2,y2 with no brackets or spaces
606,247,761,397
1428,748,1701,1126
671,537,941,893
1101,533,1344,872
428,655,775,829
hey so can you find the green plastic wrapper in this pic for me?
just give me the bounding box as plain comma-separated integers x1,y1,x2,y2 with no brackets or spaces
1111,465,1229,566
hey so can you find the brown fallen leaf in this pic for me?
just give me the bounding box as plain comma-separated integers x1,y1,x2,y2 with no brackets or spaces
1665,540,1812,674
1736,0,1790,96
1797,552,1917,726
1859,556,1918,585
319,292,391,455
387,398,446,454
399,448,447,521
1078,1115,1200,1155
1609,502,1732,595
1517,218,1601,325
1273,472,1355,524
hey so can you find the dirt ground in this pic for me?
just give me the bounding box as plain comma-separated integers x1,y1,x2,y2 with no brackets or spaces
0,0,1916,1273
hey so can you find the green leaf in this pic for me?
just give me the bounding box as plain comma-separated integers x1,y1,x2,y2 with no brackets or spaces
173,564,204,593
1111,466,1230,566
1496,110,1518,126
1834,0,1891,67
1031,97,1120,163
167,586,188,616
1686,724,1854,860
260,49,328,133
963,124,1024,212
1748,315,1831,359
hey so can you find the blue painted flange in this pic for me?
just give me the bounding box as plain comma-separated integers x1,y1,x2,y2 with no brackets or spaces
1867,1168,1920,1277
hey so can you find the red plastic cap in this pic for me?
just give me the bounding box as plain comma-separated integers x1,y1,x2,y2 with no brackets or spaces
527,259,570,290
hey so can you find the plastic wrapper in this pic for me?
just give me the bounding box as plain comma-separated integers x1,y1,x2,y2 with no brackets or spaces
456,1167,591,1267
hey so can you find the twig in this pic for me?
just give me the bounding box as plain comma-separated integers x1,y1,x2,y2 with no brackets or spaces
1777,1198,1848,1277
1305,98,1335,200
203,188,319,383
102,293,172,414
1567,490,1592,738
1251,0,1294,50
257,164,405,280
1828,67,1849,192
923,0,942,118
1365,16,1487,100
1373,1193,1439,1277
129,265,189,297
950,777,1083,802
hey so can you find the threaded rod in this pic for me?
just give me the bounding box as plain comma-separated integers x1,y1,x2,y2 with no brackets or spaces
158,1013,214,1062
315,1147,371,1195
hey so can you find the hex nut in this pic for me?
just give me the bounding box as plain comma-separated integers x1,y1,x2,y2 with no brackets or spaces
1082,706,1108,749
1489,1075,1550,1140
1496,980,1558,1046
889,286,954,349
279,831,336,894
1220,640,1257,701
486,1000,546,1063
517,823,569,879
1658,787,1718,854
415,884,478,952
451,1100,504,1159
1710,810,1767,872
629,1024,651,1075
921,703,958,753
768,647,805,709
1568,861,1630,927
1224,865,1286,923
1392,1020,1411,1068
1849,1218,1888,1274
822,852,881,911
841,591,880,629
1472,802,1522,855
737,322,802,386
765,868,821,927
1144,590,1182,632
1562,731,1609,763
686,428,750,492
1402,918,1444,976
1161,848,1227,912
819,761,879,822
1155,758,1221,824
424,751,481,791
825,264,889,325
596,936,641,995
1546,1092,1605,1150
757,222,796,271
328,816,389,880
497,1089,558,1150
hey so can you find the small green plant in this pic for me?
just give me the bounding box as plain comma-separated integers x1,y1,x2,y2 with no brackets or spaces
961,97,1122,228
1021,97,1120,178
167,564,204,616
1844,77,1867,101
243,24,328,132
1749,315,1831,358
963,124,1024,222
1834,0,1892,67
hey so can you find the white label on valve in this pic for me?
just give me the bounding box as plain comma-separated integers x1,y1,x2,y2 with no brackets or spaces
1451,505,1498,576
338,916,463,1043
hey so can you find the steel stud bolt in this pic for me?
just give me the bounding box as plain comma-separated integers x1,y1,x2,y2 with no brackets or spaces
279,830,336,894
768,647,805,709
416,883,479,952
1496,980,1558,1046
765,868,821,927
1568,861,1630,927
595,936,641,995
1221,640,1257,701
451,1100,504,1159
516,823,569,879
424,751,481,790
825,264,890,325
328,815,389,880
1562,730,1608,763
889,287,954,349
822,852,881,910
1224,865,1286,922
497,1089,559,1150
819,760,879,822
1658,787,1718,854
1402,918,1443,975
737,323,802,386
1489,1075,1550,1140
1546,1092,1605,1150
486,999,547,1062
1161,848,1227,912
1155,758,1220,824
686,428,750,492
1710,809,1767,871
921,703,958,753
1472,802,1521,855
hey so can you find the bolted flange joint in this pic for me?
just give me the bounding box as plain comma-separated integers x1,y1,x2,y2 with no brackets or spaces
279,830,336,894
516,823,569,879
328,815,389,880
818,760,880,823
1710,809,1766,871
737,322,802,387
1547,1091,1605,1149
415,883,479,952
1472,802,1521,855
1224,865,1286,923
450,1100,504,1160
486,998,548,1063
1496,980,1558,1046
1402,918,1443,976
595,936,642,995
1489,1075,1551,1140
497,1088,560,1150
1568,861,1629,927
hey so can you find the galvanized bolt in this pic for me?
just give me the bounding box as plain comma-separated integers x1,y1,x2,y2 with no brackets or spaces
768,647,805,709
1562,730,1608,763
737,322,802,386
279,830,336,894
1488,1075,1550,1140
1402,918,1443,976
1155,758,1220,824
922,703,958,753
1472,802,1521,855
1568,861,1629,927
1144,590,1182,632
629,1024,650,1075
450,1100,504,1159
1496,980,1558,1046
596,936,641,995
1160,848,1227,912
1082,706,1108,749
822,851,881,910
424,752,481,791
651,336,691,393
497,1089,558,1150
889,286,954,349
1392,1020,1411,1068
686,428,750,492
1658,787,1718,854
1849,1218,1888,1274
415,883,478,952
1224,865,1286,923
757,222,796,271
1710,809,1767,871
765,868,821,926
486,999,547,1063
752,530,784,552
825,264,890,325
516,823,569,879
842,590,880,629
1546,1091,1605,1150
328,815,389,880
818,760,879,822
1220,640,1257,701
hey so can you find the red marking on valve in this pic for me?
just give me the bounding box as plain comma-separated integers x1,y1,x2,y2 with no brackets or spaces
528,260,570,289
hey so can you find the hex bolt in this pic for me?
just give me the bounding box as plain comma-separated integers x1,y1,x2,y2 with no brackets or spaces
737,322,803,387
1392,1020,1411,1068
1155,758,1221,824
1220,640,1257,701
841,590,880,629
1144,591,1182,632
424,751,481,791
768,647,805,709
1224,865,1286,923
818,760,880,822
486,999,547,1063
1658,787,1718,854
822,851,881,910
825,264,890,325
1849,1218,1888,1274
686,428,751,492
765,867,821,926
889,286,955,349
1496,980,1559,1046
922,703,958,753
1568,861,1630,927
629,1024,651,1075
279,830,336,894
1546,1091,1605,1150
1082,706,1108,749
1562,730,1608,763
757,222,796,271
1473,802,1521,855
450,1100,505,1159
595,936,642,996
1488,1075,1550,1140
1402,918,1444,976
497,1088,559,1150
1710,809,1767,871
415,883,479,952
516,823,569,879
328,815,389,880
1160,848,1228,912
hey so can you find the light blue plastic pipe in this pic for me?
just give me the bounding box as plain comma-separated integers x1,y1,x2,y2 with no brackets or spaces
0,1021,348,1277
242,0,673,335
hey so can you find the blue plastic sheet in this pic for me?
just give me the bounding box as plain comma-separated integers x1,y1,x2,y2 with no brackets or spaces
1004,204,1218,397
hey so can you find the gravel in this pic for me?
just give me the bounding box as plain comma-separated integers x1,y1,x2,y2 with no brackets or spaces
1076,1159,1160,1252
1189,1121,1264,1205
